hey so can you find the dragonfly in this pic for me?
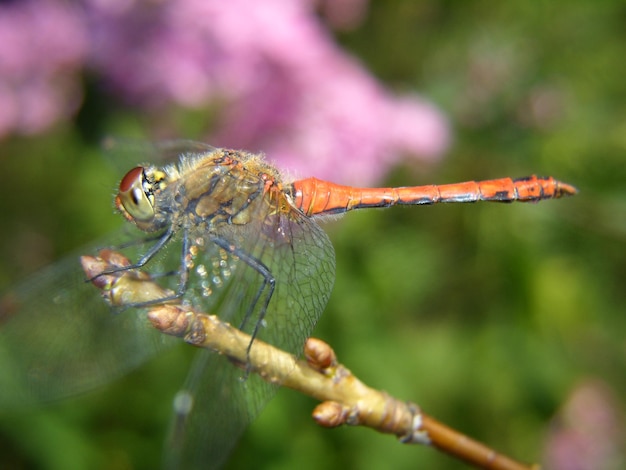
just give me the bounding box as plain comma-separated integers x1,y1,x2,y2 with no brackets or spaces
0,141,577,468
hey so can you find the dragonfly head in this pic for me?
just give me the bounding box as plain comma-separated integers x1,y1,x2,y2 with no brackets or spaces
116,166,168,232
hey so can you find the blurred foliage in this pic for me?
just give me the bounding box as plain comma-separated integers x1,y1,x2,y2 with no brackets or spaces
0,1,625,469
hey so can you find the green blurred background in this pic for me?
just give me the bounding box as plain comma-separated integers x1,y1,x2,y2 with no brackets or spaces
0,1,624,469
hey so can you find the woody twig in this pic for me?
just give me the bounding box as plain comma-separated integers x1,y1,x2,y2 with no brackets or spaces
82,250,539,470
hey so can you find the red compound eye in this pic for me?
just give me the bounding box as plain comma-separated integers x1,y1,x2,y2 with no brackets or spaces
119,167,144,193
117,167,155,222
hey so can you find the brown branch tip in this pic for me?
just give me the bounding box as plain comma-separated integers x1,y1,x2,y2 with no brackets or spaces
81,250,541,470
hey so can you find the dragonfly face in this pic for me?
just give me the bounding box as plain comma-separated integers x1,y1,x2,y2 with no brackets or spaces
116,165,169,230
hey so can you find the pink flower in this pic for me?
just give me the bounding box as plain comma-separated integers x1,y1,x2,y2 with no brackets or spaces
543,380,625,470
88,0,449,183
0,1,86,136
1,0,450,184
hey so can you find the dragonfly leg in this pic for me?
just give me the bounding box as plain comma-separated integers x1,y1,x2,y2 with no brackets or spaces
86,228,187,311
210,236,276,357
127,228,192,308
87,228,175,284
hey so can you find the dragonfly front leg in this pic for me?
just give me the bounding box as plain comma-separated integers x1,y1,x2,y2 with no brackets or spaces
86,228,175,282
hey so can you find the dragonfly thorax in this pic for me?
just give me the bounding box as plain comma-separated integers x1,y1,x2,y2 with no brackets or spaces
174,155,271,227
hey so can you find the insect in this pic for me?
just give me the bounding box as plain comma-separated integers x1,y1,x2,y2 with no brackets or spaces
0,142,577,467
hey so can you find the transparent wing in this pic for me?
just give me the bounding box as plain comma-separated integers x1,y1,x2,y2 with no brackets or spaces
102,138,218,170
164,206,336,468
0,230,177,409
164,351,270,470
